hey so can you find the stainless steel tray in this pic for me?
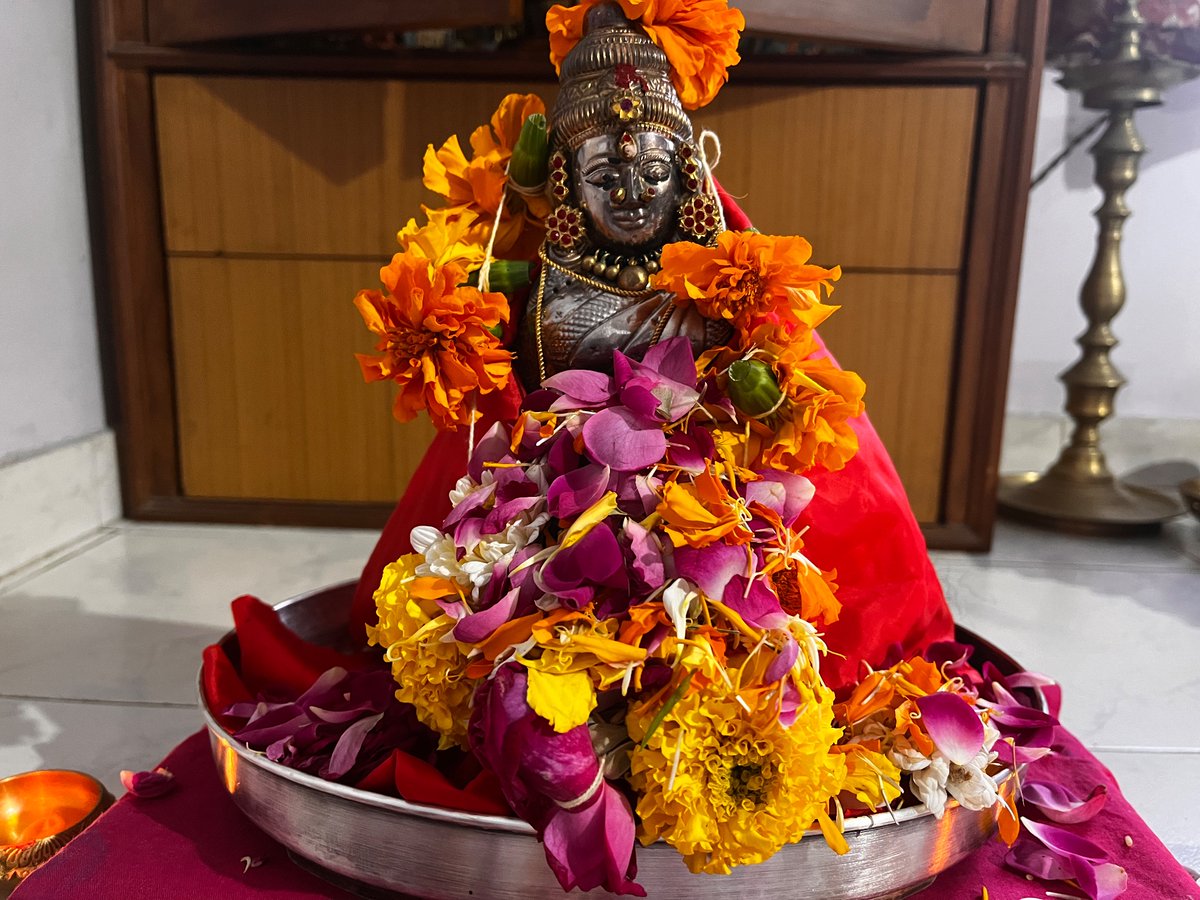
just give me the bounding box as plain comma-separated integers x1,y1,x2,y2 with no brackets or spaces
201,581,1033,900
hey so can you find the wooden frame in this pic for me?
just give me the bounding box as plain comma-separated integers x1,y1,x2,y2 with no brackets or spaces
733,0,990,54
86,0,1049,550
146,0,523,46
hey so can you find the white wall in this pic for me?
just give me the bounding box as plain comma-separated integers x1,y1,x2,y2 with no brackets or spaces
1009,71,1200,420
0,0,106,465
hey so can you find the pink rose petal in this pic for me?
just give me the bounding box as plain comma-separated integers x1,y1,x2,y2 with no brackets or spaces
582,407,666,471
915,692,985,765
1023,780,1108,825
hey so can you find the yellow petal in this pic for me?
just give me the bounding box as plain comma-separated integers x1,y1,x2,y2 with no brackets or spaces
558,491,619,549
526,668,596,733
815,809,850,856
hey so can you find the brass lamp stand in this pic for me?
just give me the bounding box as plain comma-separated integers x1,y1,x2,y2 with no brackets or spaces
998,0,1197,535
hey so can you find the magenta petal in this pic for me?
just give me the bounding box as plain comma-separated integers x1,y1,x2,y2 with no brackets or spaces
672,542,746,598
624,519,665,592
542,784,645,897
744,470,815,526
548,464,612,519
545,369,614,409
1020,818,1128,900
915,693,985,765
641,336,698,387
763,632,799,684
582,407,666,471
468,422,511,481
120,767,176,799
1006,839,1074,882
453,588,520,643
325,712,384,779
721,576,787,631
1023,780,1108,825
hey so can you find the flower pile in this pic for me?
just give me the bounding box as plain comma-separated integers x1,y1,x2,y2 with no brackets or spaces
360,333,1049,894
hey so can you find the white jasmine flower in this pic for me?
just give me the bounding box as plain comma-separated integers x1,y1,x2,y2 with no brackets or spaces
662,578,697,640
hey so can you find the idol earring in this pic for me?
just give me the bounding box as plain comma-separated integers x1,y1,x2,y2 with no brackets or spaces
546,204,586,252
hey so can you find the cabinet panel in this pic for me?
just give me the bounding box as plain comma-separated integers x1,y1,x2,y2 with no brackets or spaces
818,273,959,522
170,257,436,502
156,76,976,270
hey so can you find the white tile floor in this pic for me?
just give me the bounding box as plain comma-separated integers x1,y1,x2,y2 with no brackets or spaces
1,515,1198,876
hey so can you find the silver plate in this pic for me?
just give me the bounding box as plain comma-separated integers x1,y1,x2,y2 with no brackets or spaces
201,582,1034,900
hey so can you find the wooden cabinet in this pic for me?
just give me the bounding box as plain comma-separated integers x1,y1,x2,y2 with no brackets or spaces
86,0,1048,548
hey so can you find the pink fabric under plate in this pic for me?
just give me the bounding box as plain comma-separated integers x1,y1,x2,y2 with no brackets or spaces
12,729,1197,899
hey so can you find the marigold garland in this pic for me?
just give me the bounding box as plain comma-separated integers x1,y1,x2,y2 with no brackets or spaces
546,0,745,110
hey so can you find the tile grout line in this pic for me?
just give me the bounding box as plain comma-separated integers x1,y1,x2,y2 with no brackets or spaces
0,692,197,710
0,527,122,595
1087,745,1200,755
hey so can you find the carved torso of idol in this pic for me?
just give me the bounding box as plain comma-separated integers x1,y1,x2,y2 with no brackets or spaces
517,129,730,389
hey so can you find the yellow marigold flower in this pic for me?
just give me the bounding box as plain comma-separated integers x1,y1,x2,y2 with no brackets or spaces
397,206,488,271
546,0,745,110
653,232,841,340
367,554,475,750
354,249,512,431
626,670,846,874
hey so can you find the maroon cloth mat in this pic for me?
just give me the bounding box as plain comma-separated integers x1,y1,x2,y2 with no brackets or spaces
13,729,1197,899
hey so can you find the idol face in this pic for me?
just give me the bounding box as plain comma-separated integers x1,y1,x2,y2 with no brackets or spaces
574,131,682,251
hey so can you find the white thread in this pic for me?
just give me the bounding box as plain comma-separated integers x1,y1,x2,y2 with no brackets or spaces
555,766,605,810
477,161,511,294
697,129,727,233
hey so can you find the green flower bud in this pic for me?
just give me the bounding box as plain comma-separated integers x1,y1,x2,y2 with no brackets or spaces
509,113,549,189
466,260,531,294
727,359,783,417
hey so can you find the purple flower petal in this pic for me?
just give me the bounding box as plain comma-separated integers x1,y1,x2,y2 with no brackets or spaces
641,336,698,388
1023,780,1108,825
1017,818,1129,900
1006,839,1074,882
915,692,985,765
582,407,666,471
539,523,627,609
454,588,521,643
469,423,511,481
722,575,788,631
548,464,612,519
623,520,665,593
672,542,747,599
619,384,662,422
763,632,799,684
744,470,815,527
469,666,644,896
542,782,644,897
120,767,176,799
544,369,614,409
325,712,384,780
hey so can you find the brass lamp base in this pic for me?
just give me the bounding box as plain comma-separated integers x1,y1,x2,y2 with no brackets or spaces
998,471,1185,536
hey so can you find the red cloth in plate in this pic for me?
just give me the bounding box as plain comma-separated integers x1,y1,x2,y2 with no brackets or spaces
347,182,954,692
12,728,1196,899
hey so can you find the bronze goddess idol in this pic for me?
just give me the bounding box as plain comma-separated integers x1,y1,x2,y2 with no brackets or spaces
516,2,731,390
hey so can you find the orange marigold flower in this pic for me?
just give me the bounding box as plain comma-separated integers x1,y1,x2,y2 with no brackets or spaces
749,327,866,474
547,0,744,110
422,93,547,259
656,470,753,548
354,251,511,431
654,232,841,340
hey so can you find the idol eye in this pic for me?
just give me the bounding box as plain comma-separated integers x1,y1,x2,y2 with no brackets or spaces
642,162,671,184
586,169,620,190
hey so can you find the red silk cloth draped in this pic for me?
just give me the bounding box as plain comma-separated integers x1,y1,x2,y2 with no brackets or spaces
349,181,955,692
